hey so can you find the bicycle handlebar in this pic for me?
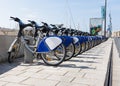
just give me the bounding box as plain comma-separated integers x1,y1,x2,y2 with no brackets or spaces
10,16,20,22
41,22,49,26
28,20,43,29
28,20,36,24
10,16,33,37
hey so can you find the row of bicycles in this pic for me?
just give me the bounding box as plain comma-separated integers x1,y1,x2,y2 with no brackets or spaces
8,17,108,66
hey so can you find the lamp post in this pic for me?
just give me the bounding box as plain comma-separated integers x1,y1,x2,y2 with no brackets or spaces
104,0,107,36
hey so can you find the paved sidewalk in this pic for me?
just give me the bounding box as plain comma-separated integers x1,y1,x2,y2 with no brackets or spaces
114,37,120,57
112,38,120,86
0,39,112,86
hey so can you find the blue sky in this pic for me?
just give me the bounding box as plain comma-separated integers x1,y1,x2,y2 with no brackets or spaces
0,0,119,32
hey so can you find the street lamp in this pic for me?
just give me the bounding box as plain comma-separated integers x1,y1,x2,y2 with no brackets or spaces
104,0,107,36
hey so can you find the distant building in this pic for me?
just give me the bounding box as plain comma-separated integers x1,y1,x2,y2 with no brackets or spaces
112,31,120,37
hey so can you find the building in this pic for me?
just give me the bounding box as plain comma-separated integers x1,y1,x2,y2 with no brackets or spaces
112,31,120,37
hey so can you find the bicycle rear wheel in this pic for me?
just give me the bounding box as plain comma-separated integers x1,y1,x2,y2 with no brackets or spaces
40,44,66,66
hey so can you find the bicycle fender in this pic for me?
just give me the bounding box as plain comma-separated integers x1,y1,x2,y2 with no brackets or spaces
36,37,62,52
72,36,79,44
77,36,84,44
59,36,73,47
45,37,62,50
48,35,73,47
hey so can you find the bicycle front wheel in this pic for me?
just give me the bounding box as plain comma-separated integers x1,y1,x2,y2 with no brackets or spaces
8,42,21,63
41,44,66,66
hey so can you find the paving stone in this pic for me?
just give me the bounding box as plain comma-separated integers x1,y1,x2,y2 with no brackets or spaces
5,83,30,86
80,70,106,75
112,71,120,77
59,67,80,73
25,67,43,73
79,69,94,74
112,80,120,86
113,67,120,71
89,80,105,86
0,81,8,86
72,77,102,86
64,71,85,78
84,72,106,80
0,75,28,83
57,82,89,86
22,78,59,86
30,73,50,79
38,69,68,76
47,75,75,82
25,65,43,69
0,74,9,78
58,63,92,72
11,66,28,71
3,70,25,76
112,74,120,81
18,71,35,77
41,66,61,70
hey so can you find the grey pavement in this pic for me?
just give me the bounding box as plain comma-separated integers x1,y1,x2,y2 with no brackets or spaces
114,37,120,57
112,37,120,86
0,39,112,86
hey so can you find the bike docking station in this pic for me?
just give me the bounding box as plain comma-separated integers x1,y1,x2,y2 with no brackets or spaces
7,17,108,66
22,40,34,63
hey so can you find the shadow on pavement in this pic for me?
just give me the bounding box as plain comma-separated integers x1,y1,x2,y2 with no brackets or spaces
69,59,98,63
20,61,46,67
81,53,103,57
0,57,26,75
0,61,21,75
76,56,102,59
0,55,97,75
59,63,95,69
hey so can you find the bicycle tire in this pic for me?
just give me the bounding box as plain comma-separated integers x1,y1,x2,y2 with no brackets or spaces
80,42,86,53
41,44,66,66
73,43,82,57
8,42,21,63
85,41,89,51
64,43,75,61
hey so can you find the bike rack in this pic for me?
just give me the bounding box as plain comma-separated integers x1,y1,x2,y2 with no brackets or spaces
21,38,34,63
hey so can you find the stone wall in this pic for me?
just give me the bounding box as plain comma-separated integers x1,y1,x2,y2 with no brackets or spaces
0,35,16,62
0,29,34,63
